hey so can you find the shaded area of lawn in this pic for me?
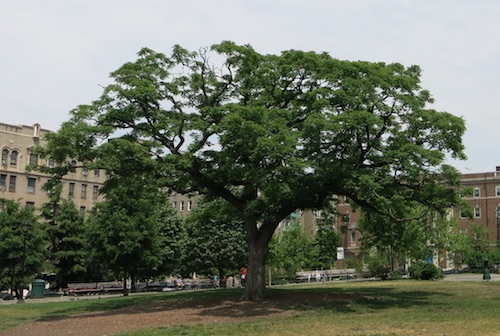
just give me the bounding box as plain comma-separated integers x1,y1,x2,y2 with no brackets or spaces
2,280,500,336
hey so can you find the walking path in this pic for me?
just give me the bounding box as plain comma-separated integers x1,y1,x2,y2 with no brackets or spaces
441,273,500,282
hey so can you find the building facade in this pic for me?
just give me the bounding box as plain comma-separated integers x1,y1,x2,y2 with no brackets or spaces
456,167,500,247
0,122,105,213
5,121,499,270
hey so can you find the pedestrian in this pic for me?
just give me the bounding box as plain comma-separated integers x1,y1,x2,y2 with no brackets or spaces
213,274,218,288
240,267,247,287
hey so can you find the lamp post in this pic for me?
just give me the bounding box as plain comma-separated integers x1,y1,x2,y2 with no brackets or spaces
17,220,30,303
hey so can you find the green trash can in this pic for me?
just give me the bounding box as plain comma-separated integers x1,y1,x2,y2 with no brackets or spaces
31,279,45,298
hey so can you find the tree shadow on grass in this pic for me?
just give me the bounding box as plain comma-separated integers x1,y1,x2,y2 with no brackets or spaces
35,284,448,323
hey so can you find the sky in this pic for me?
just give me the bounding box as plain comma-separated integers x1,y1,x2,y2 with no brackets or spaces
1,0,499,173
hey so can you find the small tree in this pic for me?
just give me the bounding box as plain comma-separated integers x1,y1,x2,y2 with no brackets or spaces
268,223,315,280
45,198,87,289
312,206,341,270
0,199,47,297
181,197,248,283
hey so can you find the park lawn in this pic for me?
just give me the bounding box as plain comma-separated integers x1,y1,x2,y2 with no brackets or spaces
117,280,500,336
2,280,500,335
0,290,234,331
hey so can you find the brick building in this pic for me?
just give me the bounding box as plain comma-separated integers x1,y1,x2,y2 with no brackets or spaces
0,122,105,213
456,167,500,248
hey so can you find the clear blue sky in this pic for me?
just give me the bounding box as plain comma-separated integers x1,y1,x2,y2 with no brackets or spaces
1,0,499,173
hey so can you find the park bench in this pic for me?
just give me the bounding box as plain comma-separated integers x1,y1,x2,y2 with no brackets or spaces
63,281,124,296
295,268,357,282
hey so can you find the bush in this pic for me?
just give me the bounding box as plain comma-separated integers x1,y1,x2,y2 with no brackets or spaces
389,270,404,280
409,262,444,280
365,254,390,280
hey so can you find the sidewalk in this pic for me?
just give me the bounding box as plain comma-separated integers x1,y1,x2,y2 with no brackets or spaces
441,273,500,282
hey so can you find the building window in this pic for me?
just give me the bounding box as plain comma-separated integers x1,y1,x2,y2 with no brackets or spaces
92,185,99,200
8,175,16,192
188,200,193,211
10,151,18,167
68,182,75,198
180,200,185,211
27,178,36,193
496,186,500,197
350,231,356,243
70,160,77,172
29,153,38,165
48,157,55,168
80,206,86,214
0,174,6,191
172,201,177,209
26,202,35,207
1,149,8,166
81,184,87,199
473,187,480,198
474,207,481,218
94,169,100,177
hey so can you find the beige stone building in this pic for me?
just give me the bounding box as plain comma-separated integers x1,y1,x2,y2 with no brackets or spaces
0,122,105,213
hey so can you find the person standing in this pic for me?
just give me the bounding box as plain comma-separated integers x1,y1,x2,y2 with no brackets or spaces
213,274,218,288
240,267,247,287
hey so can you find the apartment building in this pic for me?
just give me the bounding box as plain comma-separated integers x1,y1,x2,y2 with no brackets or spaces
170,192,198,219
0,122,105,213
456,167,500,247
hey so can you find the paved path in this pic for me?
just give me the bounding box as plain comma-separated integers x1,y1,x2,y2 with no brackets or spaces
441,273,500,282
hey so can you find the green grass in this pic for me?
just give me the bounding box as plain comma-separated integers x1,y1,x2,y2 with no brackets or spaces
2,281,500,335
0,289,238,331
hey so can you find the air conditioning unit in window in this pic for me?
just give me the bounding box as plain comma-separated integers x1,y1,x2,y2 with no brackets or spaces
1,160,6,166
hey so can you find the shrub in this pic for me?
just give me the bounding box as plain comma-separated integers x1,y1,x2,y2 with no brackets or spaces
409,262,444,280
389,270,404,280
365,254,390,280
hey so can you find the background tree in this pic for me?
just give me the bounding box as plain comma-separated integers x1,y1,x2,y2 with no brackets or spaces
43,198,87,289
361,209,429,271
85,138,185,295
181,197,248,284
36,41,466,300
0,199,47,298
267,223,315,280
461,224,491,271
312,207,341,270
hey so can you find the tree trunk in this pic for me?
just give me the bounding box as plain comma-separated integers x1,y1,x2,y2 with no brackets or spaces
241,217,277,301
123,277,129,296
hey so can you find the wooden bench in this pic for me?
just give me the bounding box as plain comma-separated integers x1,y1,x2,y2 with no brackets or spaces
63,281,124,296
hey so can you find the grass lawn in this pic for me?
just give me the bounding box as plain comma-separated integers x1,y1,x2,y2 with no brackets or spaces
2,280,500,335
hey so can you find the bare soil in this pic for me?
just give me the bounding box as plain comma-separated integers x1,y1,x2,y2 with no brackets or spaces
0,292,336,336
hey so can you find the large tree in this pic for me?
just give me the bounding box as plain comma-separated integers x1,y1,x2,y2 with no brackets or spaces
39,41,466,300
